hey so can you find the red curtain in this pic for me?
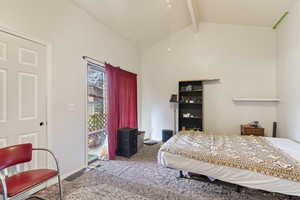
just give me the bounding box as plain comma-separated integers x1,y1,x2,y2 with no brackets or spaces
105,63,137,160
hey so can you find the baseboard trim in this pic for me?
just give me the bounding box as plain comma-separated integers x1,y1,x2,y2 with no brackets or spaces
46,167,85,186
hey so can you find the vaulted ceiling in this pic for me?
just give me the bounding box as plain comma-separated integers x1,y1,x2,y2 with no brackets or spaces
72,0,293,49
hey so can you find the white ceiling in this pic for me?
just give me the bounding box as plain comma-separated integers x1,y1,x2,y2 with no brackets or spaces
197,0,293,27
72,0,293,49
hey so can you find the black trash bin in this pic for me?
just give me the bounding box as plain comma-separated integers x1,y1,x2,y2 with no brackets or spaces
162,129,173,142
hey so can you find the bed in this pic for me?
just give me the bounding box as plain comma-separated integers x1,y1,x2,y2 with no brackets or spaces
158,131,300,196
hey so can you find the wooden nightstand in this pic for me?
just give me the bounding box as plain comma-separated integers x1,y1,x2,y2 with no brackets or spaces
241,125,264,136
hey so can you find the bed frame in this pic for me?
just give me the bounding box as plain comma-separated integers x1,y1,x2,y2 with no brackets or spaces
178,170,242,193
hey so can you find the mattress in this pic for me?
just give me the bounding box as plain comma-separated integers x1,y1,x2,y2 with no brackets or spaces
158,137,300,196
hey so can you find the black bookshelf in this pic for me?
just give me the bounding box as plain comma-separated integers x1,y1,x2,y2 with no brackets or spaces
178,81,203,131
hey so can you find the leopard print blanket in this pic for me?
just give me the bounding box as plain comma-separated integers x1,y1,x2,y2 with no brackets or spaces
160,131,300,182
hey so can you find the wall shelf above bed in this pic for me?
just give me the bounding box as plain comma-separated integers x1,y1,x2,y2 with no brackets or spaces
232,98,281,102
180,78,220,82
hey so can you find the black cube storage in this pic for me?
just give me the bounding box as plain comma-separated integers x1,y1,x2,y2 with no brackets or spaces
117,128,138,158
162,129,173,142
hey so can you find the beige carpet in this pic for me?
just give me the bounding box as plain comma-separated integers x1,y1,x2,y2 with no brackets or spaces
35,144,300,200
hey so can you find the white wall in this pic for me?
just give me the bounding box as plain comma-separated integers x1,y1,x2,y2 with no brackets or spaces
277,1,300,141
141,23,277,140
0,0,140,176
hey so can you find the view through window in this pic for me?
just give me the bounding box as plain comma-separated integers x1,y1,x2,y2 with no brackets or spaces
87,62,108,162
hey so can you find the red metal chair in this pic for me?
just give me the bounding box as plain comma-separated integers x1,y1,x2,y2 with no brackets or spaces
0,143,63,200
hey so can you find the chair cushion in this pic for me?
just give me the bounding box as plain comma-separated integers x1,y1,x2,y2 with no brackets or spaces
0,169,58,197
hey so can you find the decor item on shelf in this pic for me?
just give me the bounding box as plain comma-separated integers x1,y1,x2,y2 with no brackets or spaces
193,85,203,91
180,96,202,104
249,121,261,128
186,85,193,91
183,113,190,118
182,112,201,119
169,94,178,134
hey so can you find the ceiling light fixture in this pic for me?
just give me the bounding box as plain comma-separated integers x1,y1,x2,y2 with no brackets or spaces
165,0,172,8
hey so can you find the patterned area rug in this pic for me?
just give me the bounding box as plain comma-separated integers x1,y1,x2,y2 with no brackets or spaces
35,144,300,200
66,184,149,200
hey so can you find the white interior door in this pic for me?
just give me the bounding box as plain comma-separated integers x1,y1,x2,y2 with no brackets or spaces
0,30,47,172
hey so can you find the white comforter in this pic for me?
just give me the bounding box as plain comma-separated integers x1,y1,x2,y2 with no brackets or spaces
158,137,300,196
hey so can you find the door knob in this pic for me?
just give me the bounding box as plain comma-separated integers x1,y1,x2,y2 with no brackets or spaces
40,122,44,126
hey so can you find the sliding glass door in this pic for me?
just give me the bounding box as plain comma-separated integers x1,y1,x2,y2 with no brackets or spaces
87,62,108,163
